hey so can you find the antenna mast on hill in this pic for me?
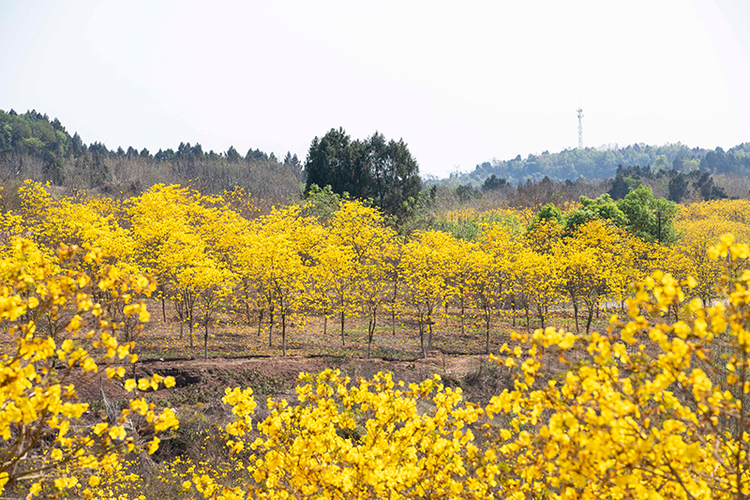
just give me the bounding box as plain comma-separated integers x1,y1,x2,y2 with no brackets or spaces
577,108,584,149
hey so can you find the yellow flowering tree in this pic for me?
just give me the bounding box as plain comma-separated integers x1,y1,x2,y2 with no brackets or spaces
399,230,455,357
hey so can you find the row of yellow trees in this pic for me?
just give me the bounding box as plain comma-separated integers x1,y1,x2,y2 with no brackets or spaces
13,181,750,358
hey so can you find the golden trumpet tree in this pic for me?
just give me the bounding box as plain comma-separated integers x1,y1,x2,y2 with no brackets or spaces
399,230,455,357
129,185,236,355
319,199,396,348
252,205,322,356
553,220,634,333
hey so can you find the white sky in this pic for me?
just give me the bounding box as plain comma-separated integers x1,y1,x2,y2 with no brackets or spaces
1,0,749,178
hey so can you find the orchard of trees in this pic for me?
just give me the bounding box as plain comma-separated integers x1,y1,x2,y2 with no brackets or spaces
6,180,750,362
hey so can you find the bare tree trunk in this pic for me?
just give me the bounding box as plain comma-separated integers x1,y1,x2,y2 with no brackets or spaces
367,308,377,358
525,304,531,334
392,307,396,336
204,320,209,360
460,296,465,336
426,319,433,358
340,310,345,346
418,314,425,357
538,305,545,330
485,308,491,355
268,307,274,348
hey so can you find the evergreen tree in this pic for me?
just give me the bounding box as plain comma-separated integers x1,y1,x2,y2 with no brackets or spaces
667,172,689,202
304,128,421,222
226,145,241,163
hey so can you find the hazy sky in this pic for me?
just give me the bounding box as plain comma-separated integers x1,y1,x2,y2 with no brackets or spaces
1,0,749,178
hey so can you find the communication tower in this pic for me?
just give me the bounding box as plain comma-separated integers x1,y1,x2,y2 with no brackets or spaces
577,108,584,149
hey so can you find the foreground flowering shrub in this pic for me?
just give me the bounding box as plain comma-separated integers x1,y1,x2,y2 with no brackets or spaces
0,239,178,498
488,234,750,499
184,369,495,499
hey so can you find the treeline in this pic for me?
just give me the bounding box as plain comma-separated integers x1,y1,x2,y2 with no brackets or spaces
455,141,750,185
437,166,744,223
0,109,303,203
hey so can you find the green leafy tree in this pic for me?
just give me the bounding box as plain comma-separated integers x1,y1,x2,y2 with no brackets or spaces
226,145,241,163
366,132,422,223
618,184,678,243
564,193,626,231
304,128,369,199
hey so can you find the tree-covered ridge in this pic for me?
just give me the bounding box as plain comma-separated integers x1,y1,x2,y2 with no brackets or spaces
457,141,750,185
0,109,302,201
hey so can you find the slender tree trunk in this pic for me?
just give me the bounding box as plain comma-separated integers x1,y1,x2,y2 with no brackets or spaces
426,319,433,358
323,314,328,335
161,296,166,322
418,314,425,357
257,309,263,337
340,310,345,346
572,296,580,333
460,297,465,336
281,313,286,357
525,304,530,333
367,308,377,358
268,307,274,348
485,307,491,355
392,282,398,336
188,311,194,349
391,307,396,336
204,319,209,360
538,305,545,330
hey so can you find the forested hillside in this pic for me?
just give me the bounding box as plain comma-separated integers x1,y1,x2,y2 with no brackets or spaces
0,109,303,203
456,141,750,185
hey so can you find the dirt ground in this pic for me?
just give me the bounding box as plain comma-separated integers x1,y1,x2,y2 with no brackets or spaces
5,302,612,444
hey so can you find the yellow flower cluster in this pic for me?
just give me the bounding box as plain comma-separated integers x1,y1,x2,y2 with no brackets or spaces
0,239,177,498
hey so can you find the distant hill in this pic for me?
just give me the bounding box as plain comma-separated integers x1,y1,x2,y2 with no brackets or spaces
0,109,303,202
449,142,750,186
